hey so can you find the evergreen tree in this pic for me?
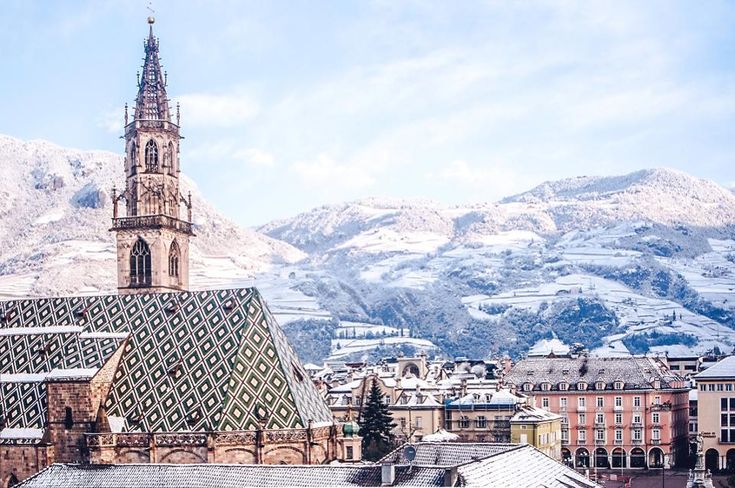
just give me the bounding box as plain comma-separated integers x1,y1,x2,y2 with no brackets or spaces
359,378,397,461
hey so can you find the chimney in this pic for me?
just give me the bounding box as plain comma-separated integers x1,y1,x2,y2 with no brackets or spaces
381,462,395,486
443,467,458,486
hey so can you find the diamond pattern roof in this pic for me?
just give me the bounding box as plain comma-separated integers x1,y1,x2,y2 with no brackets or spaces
0,288,332,440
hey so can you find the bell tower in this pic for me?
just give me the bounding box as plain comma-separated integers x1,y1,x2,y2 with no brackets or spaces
111,16,193,295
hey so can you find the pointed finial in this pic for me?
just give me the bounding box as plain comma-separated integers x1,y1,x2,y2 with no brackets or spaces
124,103,129,125
176,102,180,125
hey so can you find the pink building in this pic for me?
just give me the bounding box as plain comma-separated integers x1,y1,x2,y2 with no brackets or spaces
504,356,690,469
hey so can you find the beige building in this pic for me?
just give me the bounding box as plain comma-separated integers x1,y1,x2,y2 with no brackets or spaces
694,356,735,472
511,406,563,459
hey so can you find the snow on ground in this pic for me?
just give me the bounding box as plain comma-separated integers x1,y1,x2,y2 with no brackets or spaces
335,228,449,254
336,321,400,337
329,336,438,361
32,208,64,226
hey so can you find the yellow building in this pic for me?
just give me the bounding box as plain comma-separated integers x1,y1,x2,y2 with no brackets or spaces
694,356,735,471
511,406,563,460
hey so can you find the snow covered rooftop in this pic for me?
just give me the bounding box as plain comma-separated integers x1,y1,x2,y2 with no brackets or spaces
694,356,735,380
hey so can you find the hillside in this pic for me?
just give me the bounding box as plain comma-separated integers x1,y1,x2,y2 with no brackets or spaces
1,134,735,363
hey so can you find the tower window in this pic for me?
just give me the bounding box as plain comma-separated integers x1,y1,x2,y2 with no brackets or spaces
166,142,175,172
145,139,159,172
168,240,180,280
64,407,74,429
130,142,137,174
130,238,152,286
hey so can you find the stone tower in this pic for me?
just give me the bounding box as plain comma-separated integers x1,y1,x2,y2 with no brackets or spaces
111,17,193,295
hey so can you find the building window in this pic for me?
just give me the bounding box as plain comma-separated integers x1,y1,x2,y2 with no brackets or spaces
633,396,641,408
168,240,180,280
562,430,569,442
653,396,661,405
476,416,487,428
523,383,533,392
596,382,605,390
615,413,622,425
633,429,642,441
400,418,407,429
596,413,604,425
578,397,586,408
614,381,623,390
145,139,159,172
542,398,549,409
652,429,660,440
579,413,587,425
64,407,74,429
728,384,734,392
579,430,586,441
130,238,152,286
615,429,622,442
633,414,641,424
560,397,568,408
700,384,706,391
541,383,551,391
346,446,354,460
416,417,423,429
615,396,622,408
652,413,660,424
460,416,470,429
596,397,604,408
719,384,725,392
596,429,605,441
559,382,569,391
578,382,587,391
709,384,715,392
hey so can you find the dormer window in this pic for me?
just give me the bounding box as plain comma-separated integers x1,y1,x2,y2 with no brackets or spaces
614,381,624,390
559,382,569,391
596,381,605,390
577,382,588,391
541,382,551,391
523,382,533,392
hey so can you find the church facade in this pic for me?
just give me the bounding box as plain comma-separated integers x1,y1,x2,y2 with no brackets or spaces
0,18,359,486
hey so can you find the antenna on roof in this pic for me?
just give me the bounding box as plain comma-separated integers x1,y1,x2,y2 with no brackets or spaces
404,445,416,474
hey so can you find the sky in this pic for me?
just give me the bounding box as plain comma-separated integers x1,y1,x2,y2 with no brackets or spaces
1,0,734,227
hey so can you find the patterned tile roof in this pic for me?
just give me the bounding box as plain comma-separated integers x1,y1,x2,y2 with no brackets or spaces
0,288,333,440
0,295,128,442
17,463,448,488
504,356,685,391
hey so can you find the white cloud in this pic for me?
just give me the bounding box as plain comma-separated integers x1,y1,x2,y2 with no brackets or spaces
176,93,259,128
290,154,376,189
97,108,123,134
234,148,275,167
426,160,522,199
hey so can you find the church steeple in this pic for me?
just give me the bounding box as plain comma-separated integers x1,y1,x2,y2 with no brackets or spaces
111,17,194,295
135,17,171,122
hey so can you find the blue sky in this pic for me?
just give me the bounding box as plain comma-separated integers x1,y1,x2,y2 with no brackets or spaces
1,0,734,226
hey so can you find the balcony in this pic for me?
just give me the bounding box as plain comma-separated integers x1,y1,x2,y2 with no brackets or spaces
614,405,623,412
576,406,587,412
614,439,624,445
632,439,643,445
111,214,194,235
630,422,643,428
595,439,606,445
651,439,661,445
594,422,606,428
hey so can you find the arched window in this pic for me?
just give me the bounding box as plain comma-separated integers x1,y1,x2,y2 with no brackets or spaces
167,142,175,173
130,238,152,286
168,240,180,280
145,139,159,172
130,142,137,175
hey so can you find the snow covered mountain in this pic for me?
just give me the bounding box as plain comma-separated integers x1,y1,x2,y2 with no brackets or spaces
2,134,735,363
260,168,735,361
0,134,304,297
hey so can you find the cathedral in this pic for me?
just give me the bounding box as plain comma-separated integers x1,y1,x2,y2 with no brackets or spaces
0,17,359,486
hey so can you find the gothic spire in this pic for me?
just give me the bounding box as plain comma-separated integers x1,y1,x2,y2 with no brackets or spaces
134,16,171,122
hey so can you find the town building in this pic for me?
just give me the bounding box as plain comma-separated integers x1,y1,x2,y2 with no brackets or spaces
18,442,600,488
0,17,359,486
510,406,563,459
503,355,690,469
693,355,735,471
